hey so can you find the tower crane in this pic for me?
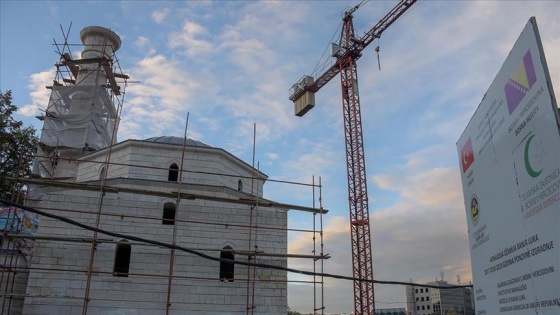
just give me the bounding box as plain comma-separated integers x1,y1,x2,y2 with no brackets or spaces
289,1,417,314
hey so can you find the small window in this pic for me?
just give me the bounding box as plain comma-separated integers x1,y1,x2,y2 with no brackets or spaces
416,297,419,301
162,202,176,225
427,296,430,301
168,163,179,182
113,240,131,277
427,305,430,310
220,246,234,282
421,297,424,301
237,179,243,192
420,288,423,293
426,288,429,292
416,306,420,311
422,305,425,310
415,289,418,293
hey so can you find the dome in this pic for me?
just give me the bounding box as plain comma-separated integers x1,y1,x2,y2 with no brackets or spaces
142,136,212,148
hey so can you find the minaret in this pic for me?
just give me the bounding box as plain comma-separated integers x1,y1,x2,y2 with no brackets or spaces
34,26,124,179
78,26,121,86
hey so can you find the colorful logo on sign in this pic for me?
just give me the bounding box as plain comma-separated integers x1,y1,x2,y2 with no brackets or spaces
471,195,479,226
504,50,537,115
524,134,545,178
461,138,474,173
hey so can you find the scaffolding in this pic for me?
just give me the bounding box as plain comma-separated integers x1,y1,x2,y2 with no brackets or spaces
1,25,328,315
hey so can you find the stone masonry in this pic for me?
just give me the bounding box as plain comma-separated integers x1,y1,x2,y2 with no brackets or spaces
22,137,287,314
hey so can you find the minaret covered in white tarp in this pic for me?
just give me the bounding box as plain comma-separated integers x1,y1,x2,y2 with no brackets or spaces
34,26,125,179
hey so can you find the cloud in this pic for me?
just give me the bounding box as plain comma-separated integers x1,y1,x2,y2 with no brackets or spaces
196,116,221,132
18,69,55,117
139,4,303,157
204,1,316,137
120,54,216,140
134,36,155,56
47,1,58,17
265,152,278,160
133,1,321,158
283,141,339,182
152,8,169,24
218,82,295,141
219,1,311,50
135,36,149,48
168,21,213,56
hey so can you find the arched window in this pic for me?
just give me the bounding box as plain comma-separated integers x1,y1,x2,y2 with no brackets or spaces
168,163,179,182
162,202,176,225
237,179,243,192
220,246,234,282
113,240,131,277
99,165,107,181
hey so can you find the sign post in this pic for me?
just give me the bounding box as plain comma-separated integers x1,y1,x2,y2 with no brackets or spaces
457,17,560,314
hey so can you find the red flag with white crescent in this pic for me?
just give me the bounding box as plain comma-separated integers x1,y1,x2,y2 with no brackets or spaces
461,138,474,173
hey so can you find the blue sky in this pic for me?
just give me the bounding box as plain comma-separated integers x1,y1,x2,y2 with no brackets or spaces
1,1,559,313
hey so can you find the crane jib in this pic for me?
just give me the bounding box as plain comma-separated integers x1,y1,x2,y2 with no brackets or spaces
289,0,417,110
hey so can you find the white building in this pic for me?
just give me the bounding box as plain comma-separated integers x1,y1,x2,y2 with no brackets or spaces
0,25,325,315
21,136,289,314
406,281,474,315
406,285,433,315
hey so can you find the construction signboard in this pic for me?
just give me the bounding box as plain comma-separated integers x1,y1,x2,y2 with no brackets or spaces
457,17,560,314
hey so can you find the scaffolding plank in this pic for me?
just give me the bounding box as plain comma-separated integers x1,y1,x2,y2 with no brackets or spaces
14,178,328,214
59,57,104,66
102,63,121,95
6,235,330,260
61,53,79,78
113,73,130,79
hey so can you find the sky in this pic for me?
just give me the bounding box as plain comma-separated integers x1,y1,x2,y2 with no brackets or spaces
1,0,559,313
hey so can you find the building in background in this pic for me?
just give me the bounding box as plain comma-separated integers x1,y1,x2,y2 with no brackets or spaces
406,284,433,315
406,280,474,315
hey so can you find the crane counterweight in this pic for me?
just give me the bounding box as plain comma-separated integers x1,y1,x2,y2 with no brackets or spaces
290,75,316,116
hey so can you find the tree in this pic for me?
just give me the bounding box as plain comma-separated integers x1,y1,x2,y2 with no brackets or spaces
287,306,302,315
0,90,38,203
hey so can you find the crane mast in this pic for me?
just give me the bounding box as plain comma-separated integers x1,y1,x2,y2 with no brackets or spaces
339,11,375,314
289,1,416,314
